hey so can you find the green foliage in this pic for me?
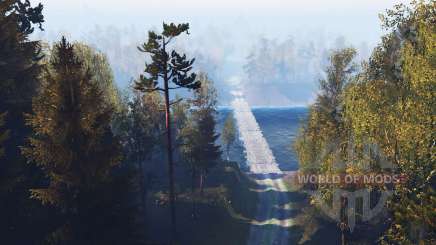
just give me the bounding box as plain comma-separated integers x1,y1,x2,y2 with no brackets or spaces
222,112,236,159
179,73,221,199
135,22,200,92
73,42,122,112
122,91,165,164
295,1,435,243
162,23,190,37
0,1,49,243
0,0,45,182
134,22,200,240
173,94,190,132
293,49,358,244
373,2,434,243
295,47,357,175
180,73,221,174
345,2,435,243
22,37,137,243
13,0,44,34
0,0,44,108
24,36,121,206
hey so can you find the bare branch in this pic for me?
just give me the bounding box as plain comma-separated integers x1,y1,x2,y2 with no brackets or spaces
168,86,183,90
169,98,183,106
164,36,174,46
141,87,165,92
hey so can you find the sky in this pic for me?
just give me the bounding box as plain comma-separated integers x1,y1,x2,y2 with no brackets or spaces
35,0,409,44
31,0,410,106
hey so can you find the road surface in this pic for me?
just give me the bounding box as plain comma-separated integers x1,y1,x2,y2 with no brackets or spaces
231,95,296,245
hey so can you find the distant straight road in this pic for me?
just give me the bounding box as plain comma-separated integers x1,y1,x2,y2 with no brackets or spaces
231,94,295,245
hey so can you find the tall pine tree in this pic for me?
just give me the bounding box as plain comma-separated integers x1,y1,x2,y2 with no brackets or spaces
0,0,44,142
0,1,46,242
134,22,200,241
22,37,129,243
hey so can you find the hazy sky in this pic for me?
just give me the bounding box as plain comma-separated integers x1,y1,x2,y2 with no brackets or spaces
35,0,409,45
31,0,410,106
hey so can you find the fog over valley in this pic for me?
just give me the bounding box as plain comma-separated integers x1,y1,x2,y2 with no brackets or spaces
32,0,409,106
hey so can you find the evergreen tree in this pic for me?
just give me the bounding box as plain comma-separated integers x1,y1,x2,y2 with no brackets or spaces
222,112,236,160
73,42,122,112
180,73,221,218
0,1,46,242
124,91,164,213
194,112,221,194
0,0,44,121
134,22,200,241
189,73,221,194
22,37,133,244
0,111,12,193
0,112,9,158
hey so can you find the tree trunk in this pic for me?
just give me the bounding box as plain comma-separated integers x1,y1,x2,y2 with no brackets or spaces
163,38,177,243
191,168,197,219
139,161,152,234
199,171,205,196
138,156,146,215
339,196,347,245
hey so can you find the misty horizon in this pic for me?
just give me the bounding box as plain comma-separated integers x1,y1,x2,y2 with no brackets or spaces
31,0,410,106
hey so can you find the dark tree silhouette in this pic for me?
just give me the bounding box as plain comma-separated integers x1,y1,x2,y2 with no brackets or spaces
23,37,138,244
0,1,45,242
0,112,9,158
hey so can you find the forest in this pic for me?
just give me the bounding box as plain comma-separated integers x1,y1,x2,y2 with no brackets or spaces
0,0,434,245
294,2,435,244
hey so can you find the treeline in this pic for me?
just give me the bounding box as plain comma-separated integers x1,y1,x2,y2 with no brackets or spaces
242,35,369,106
38,21,368,107
1,1,224,244
295,1,435,244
